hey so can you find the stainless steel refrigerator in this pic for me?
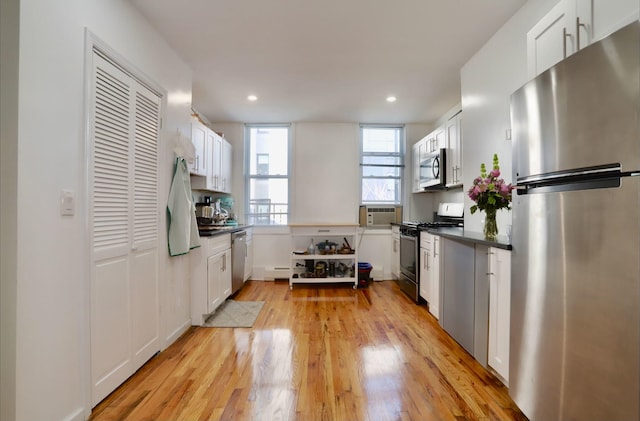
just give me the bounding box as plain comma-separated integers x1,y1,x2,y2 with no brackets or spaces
510,21,639,421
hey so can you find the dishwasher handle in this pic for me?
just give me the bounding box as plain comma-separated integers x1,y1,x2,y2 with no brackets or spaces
231,231,247,244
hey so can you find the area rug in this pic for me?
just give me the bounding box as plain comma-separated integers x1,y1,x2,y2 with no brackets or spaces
203,300,265,328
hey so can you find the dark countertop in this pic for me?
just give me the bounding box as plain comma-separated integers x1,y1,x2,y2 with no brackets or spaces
419,226,512,250
198,224,253,237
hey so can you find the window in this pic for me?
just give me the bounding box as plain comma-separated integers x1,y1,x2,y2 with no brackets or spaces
245,125,290,225
256,153,269,175
360,125,404,204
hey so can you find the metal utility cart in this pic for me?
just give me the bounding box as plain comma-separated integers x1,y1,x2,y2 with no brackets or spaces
289,224,359,289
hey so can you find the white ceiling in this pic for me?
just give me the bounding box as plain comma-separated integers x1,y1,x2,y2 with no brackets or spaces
130,0,526,124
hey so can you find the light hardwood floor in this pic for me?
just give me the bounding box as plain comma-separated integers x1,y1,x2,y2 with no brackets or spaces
89,280,527,421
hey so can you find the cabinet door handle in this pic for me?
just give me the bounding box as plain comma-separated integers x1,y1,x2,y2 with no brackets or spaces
563,27,571,58
317,229,330,233
576,17,586,51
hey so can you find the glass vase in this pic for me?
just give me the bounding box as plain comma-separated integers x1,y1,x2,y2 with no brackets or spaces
483,209,498,241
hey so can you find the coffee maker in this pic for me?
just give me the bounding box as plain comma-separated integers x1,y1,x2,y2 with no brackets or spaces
195,197,228,226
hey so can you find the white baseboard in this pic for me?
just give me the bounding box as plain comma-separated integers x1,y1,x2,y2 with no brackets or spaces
265,266,290,280
64,407,85,421
164,319,191,349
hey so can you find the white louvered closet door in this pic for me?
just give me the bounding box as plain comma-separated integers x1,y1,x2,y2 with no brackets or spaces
89,51,161,407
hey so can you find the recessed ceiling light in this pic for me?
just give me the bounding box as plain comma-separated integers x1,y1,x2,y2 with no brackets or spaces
386,96,397,103
248,95,258,101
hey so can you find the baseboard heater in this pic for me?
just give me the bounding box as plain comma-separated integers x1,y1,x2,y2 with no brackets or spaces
265,266,290,280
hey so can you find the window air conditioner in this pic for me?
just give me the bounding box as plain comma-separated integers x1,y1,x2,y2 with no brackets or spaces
359,205,402,228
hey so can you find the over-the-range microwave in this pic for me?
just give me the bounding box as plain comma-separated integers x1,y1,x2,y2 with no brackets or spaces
420,148,446,189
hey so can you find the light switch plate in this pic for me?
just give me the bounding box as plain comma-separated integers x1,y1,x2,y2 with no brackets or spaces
60,190,75,216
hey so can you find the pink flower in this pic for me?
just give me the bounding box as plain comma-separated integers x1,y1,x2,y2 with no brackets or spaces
468,154,513,215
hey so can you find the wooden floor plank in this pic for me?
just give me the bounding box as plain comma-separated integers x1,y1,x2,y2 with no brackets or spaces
90,280,527,421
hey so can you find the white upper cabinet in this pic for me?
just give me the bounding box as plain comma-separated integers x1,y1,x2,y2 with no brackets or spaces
528,0,639,78
577,0,639,46
412,124,448,194
208,132,232,194
208,130,221,191
190,120,232,194
189,120,208,176
221,139,232,194
434,126,446,152
445,111,462,187
425,126,444,153
527,0,576,78
412,141,424,193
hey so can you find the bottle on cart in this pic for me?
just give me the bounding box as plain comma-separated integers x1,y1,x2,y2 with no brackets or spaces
307,238,315,255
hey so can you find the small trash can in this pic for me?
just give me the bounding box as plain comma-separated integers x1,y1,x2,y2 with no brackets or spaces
358,262,373,288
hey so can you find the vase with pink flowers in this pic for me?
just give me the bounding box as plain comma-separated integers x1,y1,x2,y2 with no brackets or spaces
467,154,515,241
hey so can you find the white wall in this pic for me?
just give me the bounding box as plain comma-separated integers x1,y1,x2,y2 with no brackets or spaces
292,123,360,224
10,1,193,420
460,0,560,233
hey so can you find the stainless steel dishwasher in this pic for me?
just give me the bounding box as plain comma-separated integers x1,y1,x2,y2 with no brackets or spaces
231,230,247,294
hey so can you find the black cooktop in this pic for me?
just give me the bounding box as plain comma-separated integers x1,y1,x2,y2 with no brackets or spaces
401,220,463,229
418,221,463,228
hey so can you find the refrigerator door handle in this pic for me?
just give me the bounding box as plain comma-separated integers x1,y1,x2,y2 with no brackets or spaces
517,164,621,185
516,164,624,195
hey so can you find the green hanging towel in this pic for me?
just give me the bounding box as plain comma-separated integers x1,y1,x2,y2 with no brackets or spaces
167,157,200,256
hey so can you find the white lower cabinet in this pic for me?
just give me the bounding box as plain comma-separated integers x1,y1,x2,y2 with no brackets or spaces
391,225,400,279
419,232,431,302
429,235,441,319
488,247,511,384
207,249,231,313
220,251,232,299
244,227,254,282
191,234,231,326
206,253,222,312
419,232,441,319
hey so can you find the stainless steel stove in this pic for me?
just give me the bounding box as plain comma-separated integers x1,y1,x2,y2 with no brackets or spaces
398,203,464,303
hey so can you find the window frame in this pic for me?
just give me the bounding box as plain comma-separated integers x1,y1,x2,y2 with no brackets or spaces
244,124,292,226
359,124,405,205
